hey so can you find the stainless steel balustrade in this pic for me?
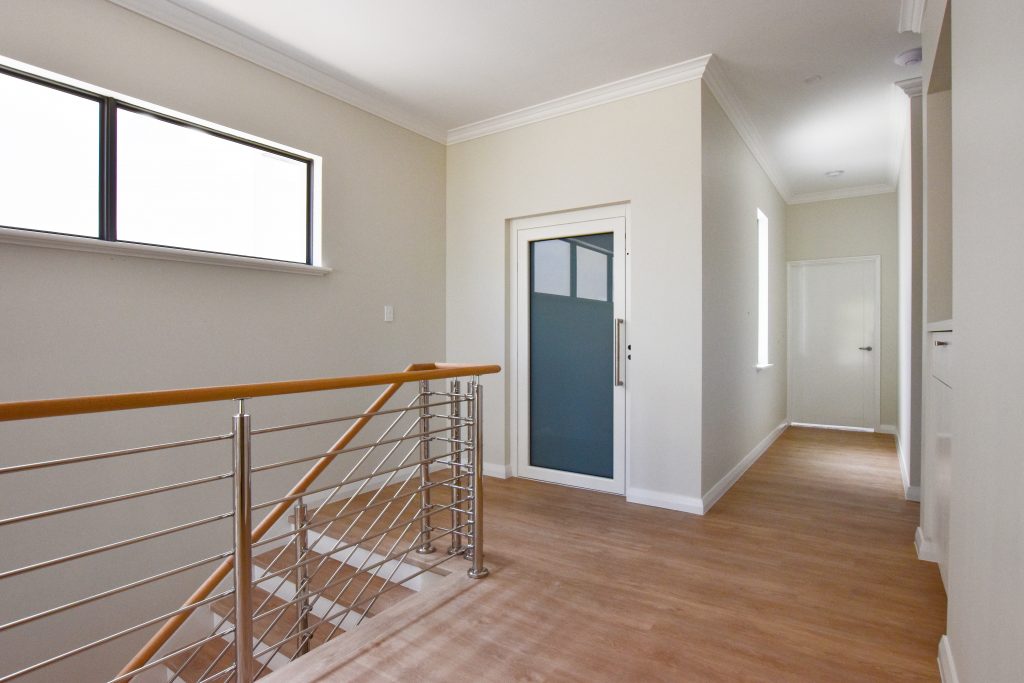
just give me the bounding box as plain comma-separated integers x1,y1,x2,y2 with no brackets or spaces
0,369,491,683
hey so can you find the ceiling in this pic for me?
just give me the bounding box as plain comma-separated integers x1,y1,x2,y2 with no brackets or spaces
114,0,922,202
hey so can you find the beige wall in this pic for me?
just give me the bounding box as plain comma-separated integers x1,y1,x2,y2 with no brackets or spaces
946,0,1024,679
700,84,788,495
0,0,447,398
446,81,705,504
0,0,445,679
786,193,899,428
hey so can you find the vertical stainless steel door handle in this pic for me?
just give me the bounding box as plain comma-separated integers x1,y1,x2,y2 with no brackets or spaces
614,318,626,386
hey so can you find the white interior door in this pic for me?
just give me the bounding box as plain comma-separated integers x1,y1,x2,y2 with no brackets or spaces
788,256,880,430
512,211,626,494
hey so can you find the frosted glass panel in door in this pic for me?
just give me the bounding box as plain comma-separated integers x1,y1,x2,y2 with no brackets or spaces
529,233,614,478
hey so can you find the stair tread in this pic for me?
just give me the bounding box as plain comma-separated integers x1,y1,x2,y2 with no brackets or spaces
165,635,236,683
253,543,414,617
306,474,462,574
212,586,339,660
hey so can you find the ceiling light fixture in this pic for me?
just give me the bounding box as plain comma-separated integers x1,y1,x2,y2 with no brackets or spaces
895,47,923,67
825,170,845,178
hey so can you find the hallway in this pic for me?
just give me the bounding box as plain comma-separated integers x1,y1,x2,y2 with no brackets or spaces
268,427,947,682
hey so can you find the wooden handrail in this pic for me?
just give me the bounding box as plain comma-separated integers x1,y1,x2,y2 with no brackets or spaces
116,361,499,678
0,362,500,422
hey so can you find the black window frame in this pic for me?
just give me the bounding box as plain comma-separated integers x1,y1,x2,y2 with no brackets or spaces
0,63,316,266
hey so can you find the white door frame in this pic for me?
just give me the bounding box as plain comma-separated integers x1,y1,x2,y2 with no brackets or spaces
786,255,882,431
508,204,629,495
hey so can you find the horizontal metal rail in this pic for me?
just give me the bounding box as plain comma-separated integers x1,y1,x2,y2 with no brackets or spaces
254,541,461,657
250,398,465,436
0,363,495,683
0,588,234,683
251,483,468,589
0,472,232,527
173,415,429,681
0,433,232,476
255,518,473,627
0,550,234,633
251,450,468,550
252,491,469,589
0,511,232,580
250,424,461,476
425,413,473,422
432,436,471,446
429,523,472,538
107,628,236,683
251,546,458,661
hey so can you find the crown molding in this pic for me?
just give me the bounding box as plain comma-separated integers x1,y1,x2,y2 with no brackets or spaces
106,0,448,143
446,54,712,144
788,183,896,205
447,53,792,205
702,55,792,202
898,0,926,33
887,77,923,187
896,76,924,96
107,0,886,205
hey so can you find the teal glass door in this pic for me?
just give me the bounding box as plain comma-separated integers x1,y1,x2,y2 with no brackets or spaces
529,233,615,478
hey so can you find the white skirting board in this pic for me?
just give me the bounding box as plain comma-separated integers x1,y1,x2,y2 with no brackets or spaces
625,487,704,515
701,421,789,513
482,462,512,479
625,421,788,516
915,526,939,563
938,635,959,683
896,431,922,501
789,421,874,432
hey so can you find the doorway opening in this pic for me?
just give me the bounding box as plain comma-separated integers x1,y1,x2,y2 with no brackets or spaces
510,205,628,494
788,255,881,431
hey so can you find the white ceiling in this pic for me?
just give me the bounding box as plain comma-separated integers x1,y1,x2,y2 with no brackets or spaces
116,0,922,202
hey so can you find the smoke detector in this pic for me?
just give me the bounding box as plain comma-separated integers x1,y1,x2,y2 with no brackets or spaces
825,170,845,178
895,47,923,67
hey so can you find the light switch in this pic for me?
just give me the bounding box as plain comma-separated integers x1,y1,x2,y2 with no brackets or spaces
384,305,394,322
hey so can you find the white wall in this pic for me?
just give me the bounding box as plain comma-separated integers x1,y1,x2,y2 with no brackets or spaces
0,0,446,680
945,0,1024,679
924,89,953,324
700,84,787,496
897,90,924,498
446,81,705,502
786,193,900,429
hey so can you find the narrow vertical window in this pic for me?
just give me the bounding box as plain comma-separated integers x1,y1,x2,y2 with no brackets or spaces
757,209,771,368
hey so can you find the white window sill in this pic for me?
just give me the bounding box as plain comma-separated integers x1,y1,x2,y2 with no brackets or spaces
0,227,331,276
755,363,774,371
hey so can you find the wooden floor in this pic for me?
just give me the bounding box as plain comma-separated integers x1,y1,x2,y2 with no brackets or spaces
265,427,947,682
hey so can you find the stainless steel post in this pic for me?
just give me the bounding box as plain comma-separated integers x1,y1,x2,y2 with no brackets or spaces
232,400,255,681
416,380,435,554
467,380,489,579
293,499,311,656
447,379,464,556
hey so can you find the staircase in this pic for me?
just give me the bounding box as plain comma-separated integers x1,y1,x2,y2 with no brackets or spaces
0,363,498,683
164,474,464,682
